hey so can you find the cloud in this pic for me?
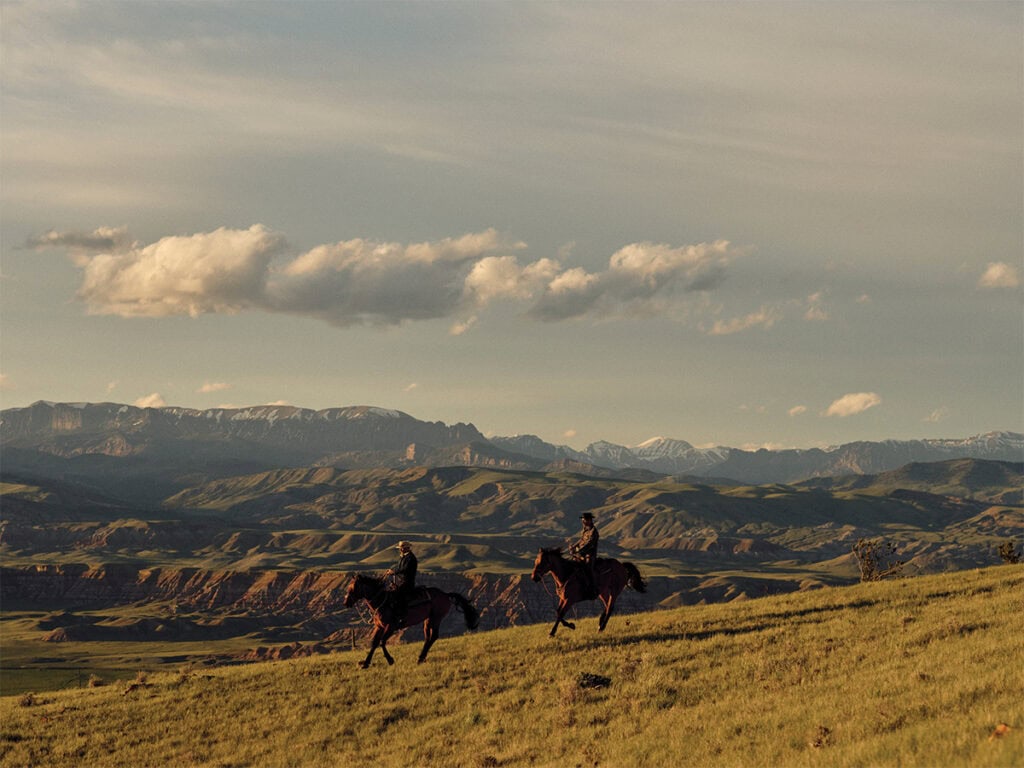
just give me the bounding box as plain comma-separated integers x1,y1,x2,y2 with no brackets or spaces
923,406,950,423
53,225,750,330
788,405,807,417
823,392,881,417
529,240,740,322
563,428,577,439
198,382,230,393
264,229,525,327
77,225,285,317
134,392,166,408
977,262,1020,289
705,305,781,336
403,382,418,392
0,373,11,390
803,292,829,321
740,441,788,451
24,226,134,254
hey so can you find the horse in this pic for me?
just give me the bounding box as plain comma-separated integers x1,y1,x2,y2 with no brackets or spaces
343,573,480,668
531,547,646,637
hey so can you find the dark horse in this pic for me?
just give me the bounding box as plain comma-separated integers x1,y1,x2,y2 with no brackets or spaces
531,547,646,637
343,573,480,668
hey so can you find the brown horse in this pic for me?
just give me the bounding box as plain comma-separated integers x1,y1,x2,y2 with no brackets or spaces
531,547,646,637
343,573,479,668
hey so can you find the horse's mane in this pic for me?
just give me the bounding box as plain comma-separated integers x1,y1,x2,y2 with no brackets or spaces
353,572,386,588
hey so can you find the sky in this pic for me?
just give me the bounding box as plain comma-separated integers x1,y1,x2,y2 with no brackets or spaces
1,1,1021,451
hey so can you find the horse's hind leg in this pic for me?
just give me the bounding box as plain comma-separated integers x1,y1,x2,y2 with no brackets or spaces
418,619,439,663
380,628,396,666
598,595,616,631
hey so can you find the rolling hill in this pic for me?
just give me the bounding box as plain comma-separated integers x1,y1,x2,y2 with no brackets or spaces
2,565,1021,767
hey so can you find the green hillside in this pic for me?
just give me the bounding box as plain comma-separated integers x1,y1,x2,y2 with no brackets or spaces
5,460,1019,576
2,565,1021,768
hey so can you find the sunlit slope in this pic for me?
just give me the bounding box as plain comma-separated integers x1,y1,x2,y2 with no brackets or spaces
3,565,1021,768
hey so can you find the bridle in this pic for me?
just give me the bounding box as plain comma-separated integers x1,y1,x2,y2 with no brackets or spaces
347,576,390,625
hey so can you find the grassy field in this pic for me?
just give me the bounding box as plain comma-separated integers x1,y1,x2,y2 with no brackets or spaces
1,564,1021,767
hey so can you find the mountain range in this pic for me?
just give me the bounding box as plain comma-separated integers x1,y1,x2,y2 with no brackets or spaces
2,401,1021,497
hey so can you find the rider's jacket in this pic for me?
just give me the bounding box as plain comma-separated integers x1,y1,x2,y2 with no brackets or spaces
393,552,418,596
573,526,599,562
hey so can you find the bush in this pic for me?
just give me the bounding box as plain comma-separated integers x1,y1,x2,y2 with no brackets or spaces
997,540,1021,565
852,538,905,582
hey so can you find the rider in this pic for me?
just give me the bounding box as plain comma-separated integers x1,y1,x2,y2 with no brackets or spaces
569,512,599,597
385,540,418,625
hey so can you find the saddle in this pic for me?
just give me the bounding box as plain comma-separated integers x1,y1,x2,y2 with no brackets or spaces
571,559,602,599
407,586,430,607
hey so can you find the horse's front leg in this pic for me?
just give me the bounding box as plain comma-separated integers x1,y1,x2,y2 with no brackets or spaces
359,626,384,669
550,599,576,637
418,619,439,663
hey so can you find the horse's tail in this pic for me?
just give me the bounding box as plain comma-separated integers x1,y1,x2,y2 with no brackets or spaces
624,562,647,593
448,592,480,630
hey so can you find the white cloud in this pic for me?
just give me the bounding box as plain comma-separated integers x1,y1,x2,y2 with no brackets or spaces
134,392,166,408
740,441,788,451
977,262,1020,289
198,382,231,393
266,229,523,327
530,240,741,322
788,405,807,417
0,374,11,390
77,225,285,317
823,392,881,417
403,383,418,393
106,380,118,393
563,428,577,439
803,292,829,321
705,305,781,336
25,226,134,254
923,406,950,423
55,225,749,330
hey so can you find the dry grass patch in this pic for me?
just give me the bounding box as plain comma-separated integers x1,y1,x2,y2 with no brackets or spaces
1,565,1021,767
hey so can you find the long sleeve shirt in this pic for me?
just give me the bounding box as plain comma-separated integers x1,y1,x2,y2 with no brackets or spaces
574,527,599,561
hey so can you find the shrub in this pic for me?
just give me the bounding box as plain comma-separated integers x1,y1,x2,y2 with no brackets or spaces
997,540,1021,564
852,538,905,582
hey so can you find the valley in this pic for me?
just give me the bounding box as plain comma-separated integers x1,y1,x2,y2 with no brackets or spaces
1,401,1021,697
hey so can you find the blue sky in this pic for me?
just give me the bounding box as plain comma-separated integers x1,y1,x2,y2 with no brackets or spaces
1,1,1021,450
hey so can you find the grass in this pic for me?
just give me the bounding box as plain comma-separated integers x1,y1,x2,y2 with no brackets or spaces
2,564,1021,767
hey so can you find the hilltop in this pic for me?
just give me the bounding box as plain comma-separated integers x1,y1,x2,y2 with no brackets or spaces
2,565,1021,767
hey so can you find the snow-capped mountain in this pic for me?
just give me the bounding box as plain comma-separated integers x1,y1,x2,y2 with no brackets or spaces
2,401,1020,487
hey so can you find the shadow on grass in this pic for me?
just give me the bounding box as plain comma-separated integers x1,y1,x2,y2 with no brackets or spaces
568,598,884,650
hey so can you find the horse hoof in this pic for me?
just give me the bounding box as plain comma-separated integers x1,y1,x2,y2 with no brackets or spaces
358,662,369,669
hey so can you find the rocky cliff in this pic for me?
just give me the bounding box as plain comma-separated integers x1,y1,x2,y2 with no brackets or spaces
2,563,822,644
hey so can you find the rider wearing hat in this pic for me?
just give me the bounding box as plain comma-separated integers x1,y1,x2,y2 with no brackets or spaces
569,512,599,597
386,540,418,625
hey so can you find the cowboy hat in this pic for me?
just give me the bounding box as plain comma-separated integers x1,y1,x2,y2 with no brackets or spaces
580,512,594,521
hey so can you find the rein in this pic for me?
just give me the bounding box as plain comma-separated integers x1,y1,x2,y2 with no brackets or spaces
350,577,391,624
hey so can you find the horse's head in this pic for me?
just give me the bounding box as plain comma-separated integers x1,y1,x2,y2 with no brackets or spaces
531,547,560,582
343,575,361,607
344,573,379,607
